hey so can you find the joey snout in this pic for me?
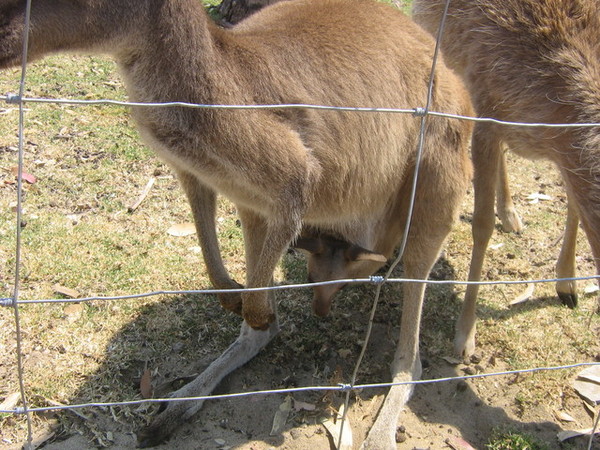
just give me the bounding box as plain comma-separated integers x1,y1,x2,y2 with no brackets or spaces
312,282,346,317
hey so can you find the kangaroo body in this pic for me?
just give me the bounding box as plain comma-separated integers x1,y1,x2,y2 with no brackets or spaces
414,0,600,356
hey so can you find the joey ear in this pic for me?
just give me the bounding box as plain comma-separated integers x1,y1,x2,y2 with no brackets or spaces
345,245,387,263
293,237,324,254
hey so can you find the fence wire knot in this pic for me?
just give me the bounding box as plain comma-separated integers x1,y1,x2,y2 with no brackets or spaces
14,407,27,414
369,275,385,285
5,93,21,104
337,383,353,391
413,107,427,117
0,298,15,307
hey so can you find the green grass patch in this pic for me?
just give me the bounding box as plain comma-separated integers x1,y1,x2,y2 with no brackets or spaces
487,427,550,450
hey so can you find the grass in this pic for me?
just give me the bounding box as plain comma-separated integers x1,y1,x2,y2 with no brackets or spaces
0,1,598,449
487,427,550,450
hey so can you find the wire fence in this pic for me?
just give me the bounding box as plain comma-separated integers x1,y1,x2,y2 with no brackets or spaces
1,0,599,449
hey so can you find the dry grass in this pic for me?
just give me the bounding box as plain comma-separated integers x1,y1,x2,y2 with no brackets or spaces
0,4,599,449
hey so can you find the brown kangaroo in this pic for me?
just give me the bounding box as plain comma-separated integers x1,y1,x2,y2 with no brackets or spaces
0,0,472,447
413,0,600,357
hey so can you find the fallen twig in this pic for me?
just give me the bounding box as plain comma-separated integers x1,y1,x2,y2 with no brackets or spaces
128,177,155,212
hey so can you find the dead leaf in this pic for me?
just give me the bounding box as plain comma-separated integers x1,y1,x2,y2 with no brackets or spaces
573,379,600,406
33,158,54,168
31,429,56,448
44,398,90,420
167,222,196,237
442,356,463,366
270,396,292,436
557,430,583,442
573,366,600,406
509,283,535,306
140,369,153,399
584,283,599,295
10,166,37,184
338,349,352,359
63,303,83,318
65,213,86,225
445,436,477,450
0,392,21,410
555,410,576,423
583,401,597,416
578,366,600,385
21,172,37,184
128,177,155,212
557,427,599,442
53,284,80,299
527,192,552,204
321,404,353,450
293,400,316,412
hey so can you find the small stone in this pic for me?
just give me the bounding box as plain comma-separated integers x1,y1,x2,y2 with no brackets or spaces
456,380,468,392
463,366,477,376
469,354,482,364
171,342,184,353
395,426,407,443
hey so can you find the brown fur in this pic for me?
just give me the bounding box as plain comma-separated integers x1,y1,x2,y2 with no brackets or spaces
0,0,472,446
413,0,600,356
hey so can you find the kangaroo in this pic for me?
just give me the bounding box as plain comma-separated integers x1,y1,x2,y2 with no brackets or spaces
0,0,473,447
413,0,600,357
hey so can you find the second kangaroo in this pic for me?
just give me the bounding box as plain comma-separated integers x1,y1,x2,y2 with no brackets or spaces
414,0,600,356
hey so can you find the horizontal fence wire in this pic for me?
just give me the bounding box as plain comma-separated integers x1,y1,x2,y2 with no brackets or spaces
3,0,599,448
4,93,600,128
1,275,599,307
1,362,598,416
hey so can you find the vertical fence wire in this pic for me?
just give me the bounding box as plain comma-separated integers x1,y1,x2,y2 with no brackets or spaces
10,0,35,448
336,0,454,445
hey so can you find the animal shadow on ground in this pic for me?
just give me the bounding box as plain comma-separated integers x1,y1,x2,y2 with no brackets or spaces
43,250,584,449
